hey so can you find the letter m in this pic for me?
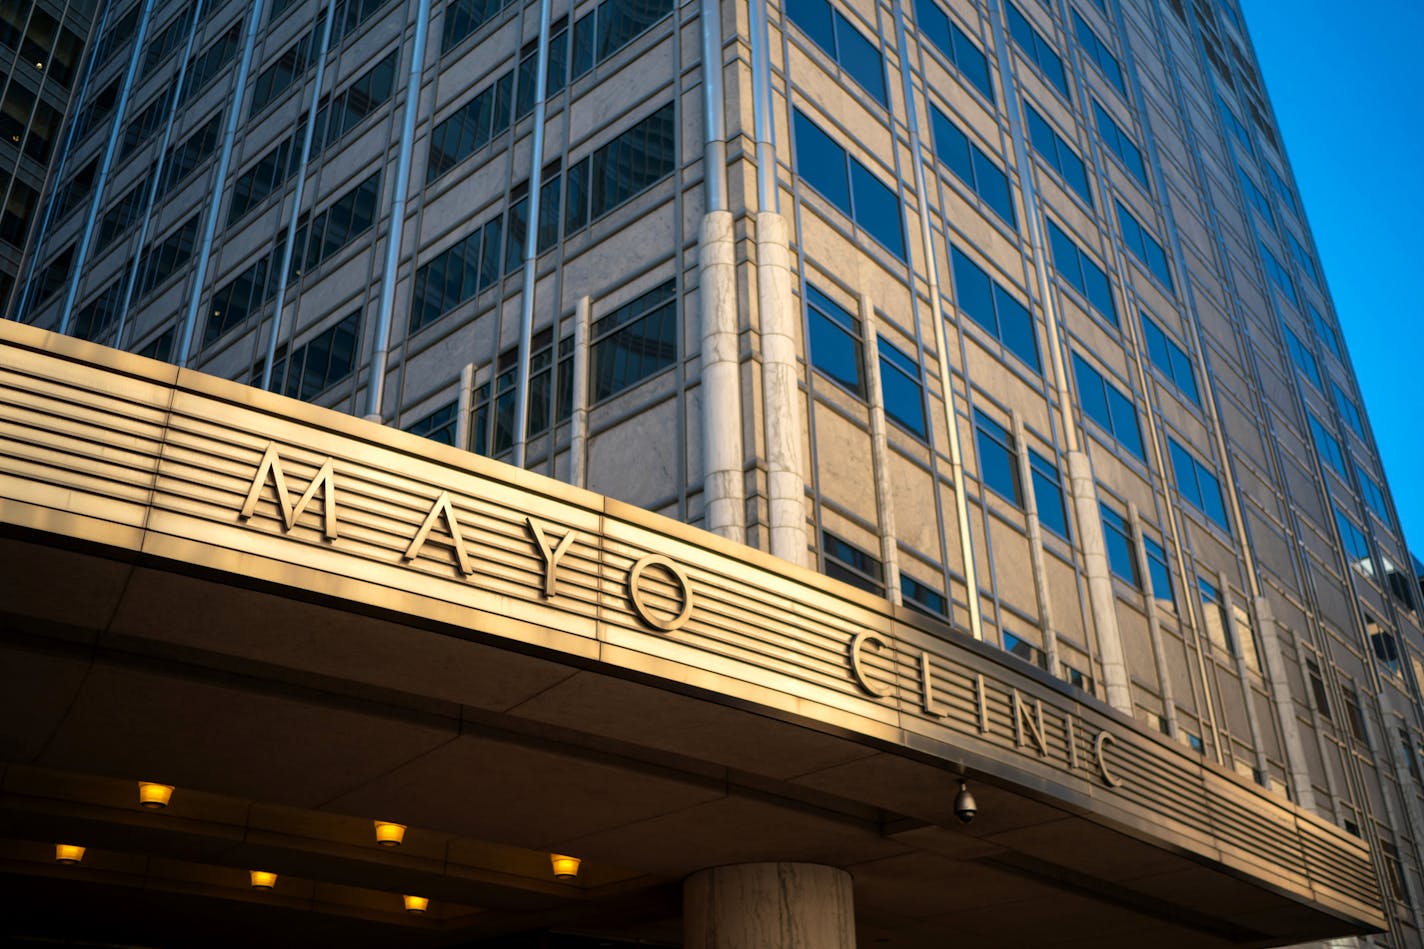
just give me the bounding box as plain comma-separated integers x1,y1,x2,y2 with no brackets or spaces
238,444,339,539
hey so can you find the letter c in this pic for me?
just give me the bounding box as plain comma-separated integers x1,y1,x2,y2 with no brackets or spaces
850,631,893,697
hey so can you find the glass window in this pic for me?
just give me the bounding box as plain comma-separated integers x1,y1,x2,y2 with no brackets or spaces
1005,2,1069,98
1198,577,1234,654
1072,353,1143,458
1168,437,1229,530
1259,240,1298,307
1025,104,1091,205
949,247,1039,371
1333,504,1370,566
411,213,507,331
160,110,225,197
1071,10,1124,93
1003,631,1048,670
134,214,202,301
1029,448,1069,539
180,22,243,104
405,401,458,445
442,0,518,50
822,531,884,594
428,69,516,181
793,109,905,259
273,310,361,401
912,0,993,100
806,285,863,396
1092,100,1147,187
974,410,1021,504
230,134,301,225
205,242,283,347
590,280,678,401
1305,657,1331,720
1356,464,1388,521
901,573,947,618
1307,413,1346,477
316,49,398,150
1287,231,1320,287
1140,313,1200,404
72,279,124,342
879,340,927,439
1282,324,1321,389
250,30,315,117
1115,200,1172,289
1100,504,1138,586
787,0,887,104
1312,305,1343,360
290,172,382,279
929,105,1015,226
1238,164,1273,226
1047,220,1116,323
1143,534,1174,608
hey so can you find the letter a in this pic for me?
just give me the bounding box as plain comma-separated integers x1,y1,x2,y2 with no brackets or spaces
404,491,474,575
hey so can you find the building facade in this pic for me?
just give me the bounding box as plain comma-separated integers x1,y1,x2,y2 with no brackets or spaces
3,0,1423,944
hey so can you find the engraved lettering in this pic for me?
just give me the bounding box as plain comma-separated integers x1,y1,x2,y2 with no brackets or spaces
975,674,989,732
239,444,338,539
527,517,578,598
850,631,893,697
1013,691,1048,756
404,491,474,575
1094,730,1122,787
1065,716,1079,770
627,555,694,631
919,651,944,717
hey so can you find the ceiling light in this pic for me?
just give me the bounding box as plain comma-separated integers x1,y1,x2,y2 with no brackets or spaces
550,853,581,880
54,844,85,865
403,894,428,914
138,782,174,809
373,820,406,847
250,870,277,890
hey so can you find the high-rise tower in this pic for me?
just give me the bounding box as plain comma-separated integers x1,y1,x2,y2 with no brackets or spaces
3,0,1420,945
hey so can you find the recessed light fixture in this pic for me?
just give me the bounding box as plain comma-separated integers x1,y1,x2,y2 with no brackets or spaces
250,870,277,890
373,820,406,847
55,844,85,865
550,854,581,880
403,894,428,914
138,782,174,809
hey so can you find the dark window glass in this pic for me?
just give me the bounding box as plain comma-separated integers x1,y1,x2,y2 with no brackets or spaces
1004,631,1048,670
879,340,926,438
792,109,904,259
72,279,124,342
205,241,284,347
590,280,677,401
122,84,179,159
1258,240,1298,307
230,135,301,225
181,23,244,105
1312,304,1343,360
428,69,516,181
289,172,381,279
1357,465,1388,521
141,7,197,79
250,30,315,116
901,573,947,618
1072,353,1143,458
1144,534,1173,608
1140,313,1199,404
1114,200,1172,289
97,176,151,250
410,213,507,332
333,0,398,41
929,105,1015,226
587,103,675,222
405,401,458,445
1282,324,1321,389
134,327,175,362
595,0,674,60
1168,437,1229,531
949,247,1039,371
0,179,37,246
805,285,864,397
32,243,75,306
134,213,202,300
1005,2,1069,98
70,78,120,144
1333,504,1370,565
1305,657,1331,720
822,531,884,594
1092,100,1147,187
93,5,140,68
788,0,886,105
1071,11,1124,93
1028,448,1068,539
911,0,992,99
273,310,361,401
1025,104,1091,205
1100,504,1138,586
160,110,225,197
1198,577,1234,654
1047,220,1116,323
442,0,518,50
974,410,1021,504
317,49,398,150
1307,412,1346,477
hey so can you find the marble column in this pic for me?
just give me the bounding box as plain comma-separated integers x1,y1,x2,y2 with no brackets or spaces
684,862,856,949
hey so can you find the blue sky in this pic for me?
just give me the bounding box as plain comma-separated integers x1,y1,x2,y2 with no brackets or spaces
1238,0,1424,561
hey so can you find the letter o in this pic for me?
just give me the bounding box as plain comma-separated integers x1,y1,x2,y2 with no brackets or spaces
627,556,695,632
